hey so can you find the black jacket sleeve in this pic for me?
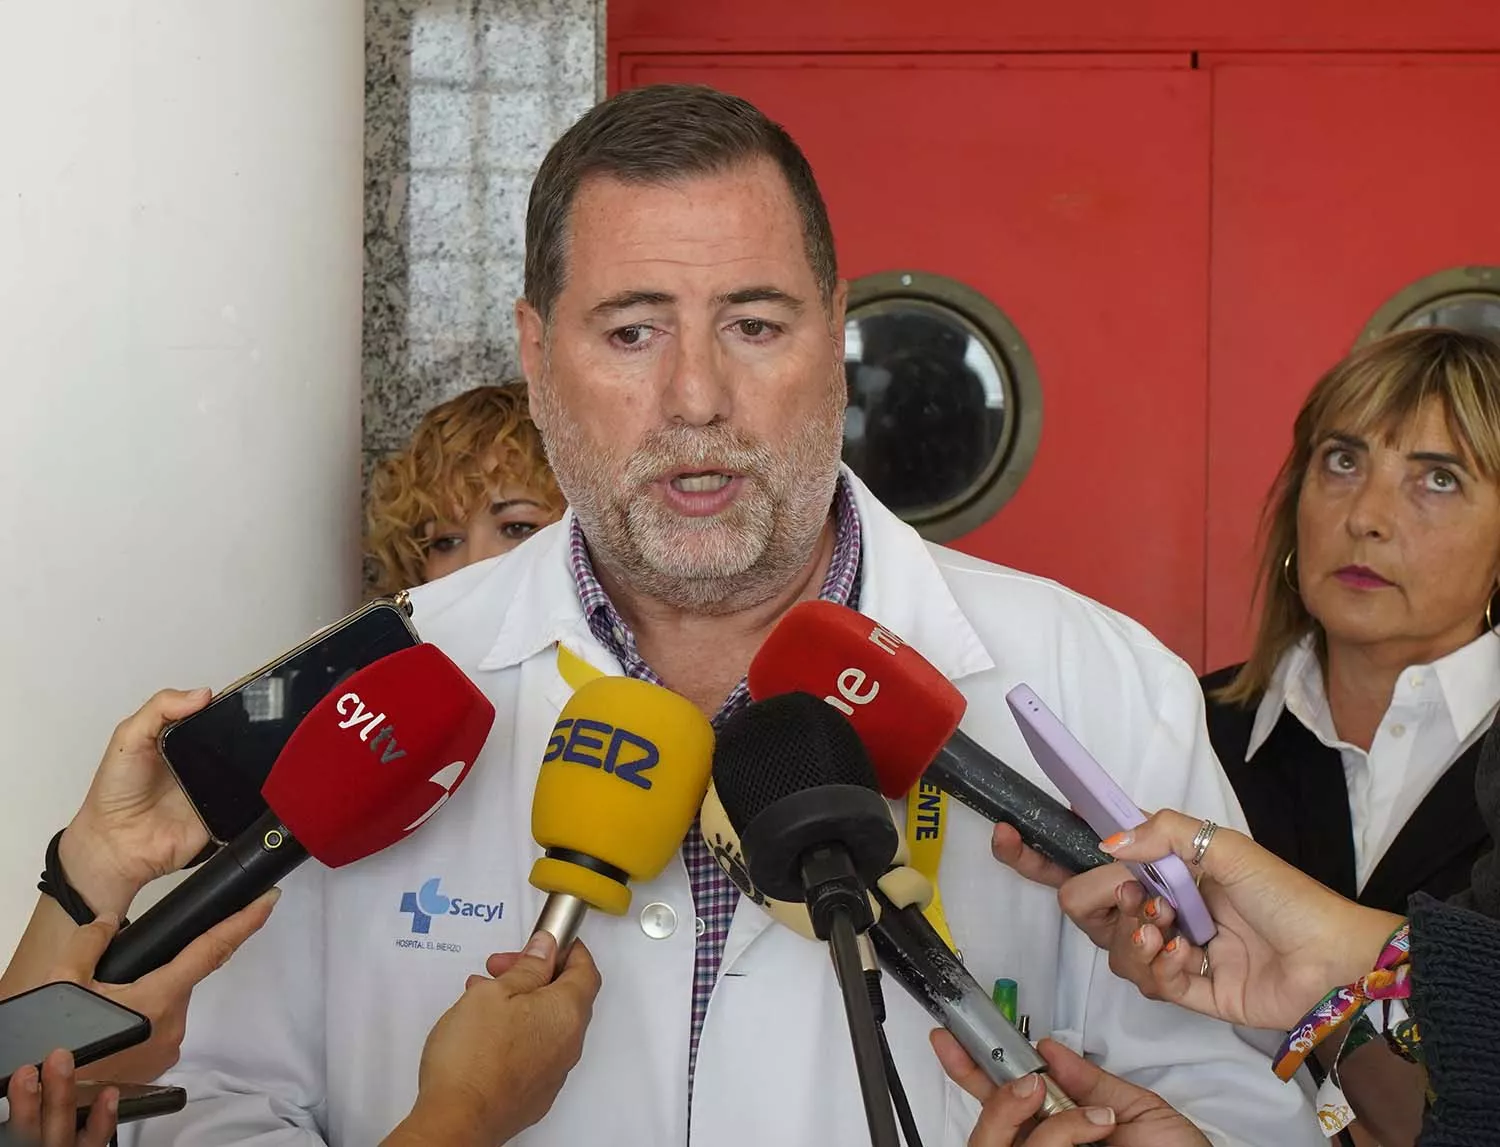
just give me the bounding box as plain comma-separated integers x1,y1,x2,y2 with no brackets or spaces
1411,893,1500,1147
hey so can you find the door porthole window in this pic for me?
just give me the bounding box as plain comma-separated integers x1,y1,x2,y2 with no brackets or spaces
842,271,1042,543
1358,266,1500,345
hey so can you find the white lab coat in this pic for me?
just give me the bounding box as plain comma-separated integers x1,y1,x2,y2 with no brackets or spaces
132,470,1320,1147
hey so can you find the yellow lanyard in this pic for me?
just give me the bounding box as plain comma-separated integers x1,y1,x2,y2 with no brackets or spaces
904,780,958,953
556,642,603,688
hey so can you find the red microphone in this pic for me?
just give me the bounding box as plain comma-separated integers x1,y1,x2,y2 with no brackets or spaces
748,601,1109,873
95,643,494,983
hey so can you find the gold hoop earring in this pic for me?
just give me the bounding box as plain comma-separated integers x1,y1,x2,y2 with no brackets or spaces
1282,549,1299,593
1488,596,1496,632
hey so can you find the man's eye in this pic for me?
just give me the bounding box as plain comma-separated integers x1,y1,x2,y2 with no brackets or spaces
611,325,654,349
734,319,781,339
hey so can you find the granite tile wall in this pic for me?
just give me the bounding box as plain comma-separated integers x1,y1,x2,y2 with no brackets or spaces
362,0,600,554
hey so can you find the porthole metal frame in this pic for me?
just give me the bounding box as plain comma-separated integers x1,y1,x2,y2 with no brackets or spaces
1357,266,1500,346
843,270,1043,544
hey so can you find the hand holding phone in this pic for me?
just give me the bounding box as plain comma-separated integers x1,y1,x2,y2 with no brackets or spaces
161,598,419,844
73,1081,187,1130
1005,684,1217,946
52,688,223,925
0,982,148,1094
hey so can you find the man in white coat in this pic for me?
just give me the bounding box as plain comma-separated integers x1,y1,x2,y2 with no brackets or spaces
135,84,1322,1146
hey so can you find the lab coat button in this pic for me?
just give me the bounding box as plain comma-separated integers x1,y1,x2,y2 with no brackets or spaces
640,901,678,939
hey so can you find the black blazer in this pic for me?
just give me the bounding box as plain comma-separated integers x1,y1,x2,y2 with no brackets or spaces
1200,664,1491,914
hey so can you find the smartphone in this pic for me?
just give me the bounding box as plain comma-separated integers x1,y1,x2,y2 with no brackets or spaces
161,596,420,844
1005,684,1217,946
73,1082,187,1129
0,983,149,1093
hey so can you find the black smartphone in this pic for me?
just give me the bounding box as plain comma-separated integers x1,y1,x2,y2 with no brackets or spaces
73,1082,187,1129
160,596,420,844
0,983,149,1093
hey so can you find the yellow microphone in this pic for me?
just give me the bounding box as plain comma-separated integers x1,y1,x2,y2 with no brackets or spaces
530,675,714,949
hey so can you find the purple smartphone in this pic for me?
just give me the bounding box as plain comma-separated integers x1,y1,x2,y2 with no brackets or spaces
1005,684,1216,946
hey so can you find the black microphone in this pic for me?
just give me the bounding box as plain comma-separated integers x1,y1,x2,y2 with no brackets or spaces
869,882,1075,1116
713,692,902,1147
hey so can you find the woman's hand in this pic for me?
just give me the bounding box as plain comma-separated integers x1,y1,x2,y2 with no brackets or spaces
4,1051,118,1146
1000,810,1405,1031
36,895,277,1083
934,1033,1210,1146
57,688,216,918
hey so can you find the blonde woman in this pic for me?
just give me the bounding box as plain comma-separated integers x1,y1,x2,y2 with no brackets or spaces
365,381,565,594
1203,329,1500,916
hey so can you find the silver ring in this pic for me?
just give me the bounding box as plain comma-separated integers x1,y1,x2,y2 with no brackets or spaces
1190,819,1218,867
1200,951,1211,978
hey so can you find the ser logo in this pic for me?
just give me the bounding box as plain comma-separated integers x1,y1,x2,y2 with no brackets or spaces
398,877,505,936
543,718,658,790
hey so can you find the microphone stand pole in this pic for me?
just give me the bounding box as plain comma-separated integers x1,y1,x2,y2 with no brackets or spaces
806,847,900,1147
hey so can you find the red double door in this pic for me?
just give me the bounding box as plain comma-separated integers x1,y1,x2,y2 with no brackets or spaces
614,51,1500,671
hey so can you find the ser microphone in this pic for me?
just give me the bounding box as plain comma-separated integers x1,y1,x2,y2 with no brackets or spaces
529,675,714,951
96,643,494,984
700,780,1075,1117
748,600,1110,874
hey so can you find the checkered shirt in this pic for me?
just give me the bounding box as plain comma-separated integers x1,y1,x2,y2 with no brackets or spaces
566,473,864,1098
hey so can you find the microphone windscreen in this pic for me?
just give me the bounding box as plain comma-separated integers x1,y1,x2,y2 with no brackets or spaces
712,690,877,832
747,601,966,798
261,643,494,867
531,675,714,914
700,778,923,941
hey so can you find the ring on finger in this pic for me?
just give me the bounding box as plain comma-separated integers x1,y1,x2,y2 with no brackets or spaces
1190,819,1218,867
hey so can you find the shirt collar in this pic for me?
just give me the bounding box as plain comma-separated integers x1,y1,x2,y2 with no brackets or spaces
1246,629,1500,759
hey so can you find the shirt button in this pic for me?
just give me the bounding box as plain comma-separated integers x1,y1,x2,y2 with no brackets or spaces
639,901,678,939
695,916,707,938
611,626,626,645
1390,723,1407,739
1409,674,1425,688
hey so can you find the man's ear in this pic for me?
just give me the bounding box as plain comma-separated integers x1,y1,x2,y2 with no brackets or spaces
516,297,546,385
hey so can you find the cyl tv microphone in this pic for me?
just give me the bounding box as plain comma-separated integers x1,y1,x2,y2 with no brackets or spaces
96,643,494,983
748,600,1110,874
529,675,714,951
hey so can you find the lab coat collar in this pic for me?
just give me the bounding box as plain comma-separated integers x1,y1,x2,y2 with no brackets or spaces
474,464,994,687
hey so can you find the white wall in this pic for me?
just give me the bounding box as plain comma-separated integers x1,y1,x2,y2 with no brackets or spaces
0,2,366,958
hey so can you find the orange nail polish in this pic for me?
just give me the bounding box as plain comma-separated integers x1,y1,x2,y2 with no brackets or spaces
1100,831,1132,853
1131,926,1145,945
1165,937,1180,953
1143,898,1159,919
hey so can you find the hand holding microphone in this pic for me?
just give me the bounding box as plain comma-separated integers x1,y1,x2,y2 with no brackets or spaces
934,1036,1211,1147
384,932,602,1147
527,675,714,952
93,643,495,984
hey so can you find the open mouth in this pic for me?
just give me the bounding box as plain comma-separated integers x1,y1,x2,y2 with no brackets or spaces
670,471,735,493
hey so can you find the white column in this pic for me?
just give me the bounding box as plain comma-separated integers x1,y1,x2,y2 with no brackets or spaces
0,1,366,954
